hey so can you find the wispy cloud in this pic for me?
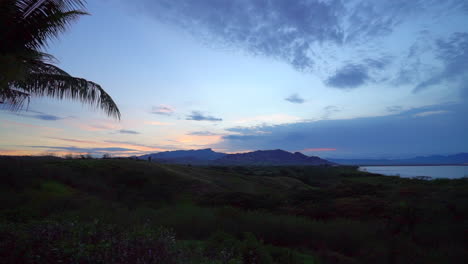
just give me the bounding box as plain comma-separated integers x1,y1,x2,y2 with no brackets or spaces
322,105,341,119
386,106,403,113
188,131,222,136
186,111,222,122
301,148,337,152
413,110,450,117
413,33,468,94
233,114,301,126
285,93,305,104
48,137,167,153
48,137,100,145
28,146,137,153
118,129,140,135
151,105,175,116
4,109,67,121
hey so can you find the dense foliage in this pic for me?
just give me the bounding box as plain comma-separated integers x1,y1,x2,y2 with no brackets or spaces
0,157,467,263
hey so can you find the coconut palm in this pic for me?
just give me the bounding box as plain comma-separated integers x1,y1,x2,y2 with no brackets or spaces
0,0,120,119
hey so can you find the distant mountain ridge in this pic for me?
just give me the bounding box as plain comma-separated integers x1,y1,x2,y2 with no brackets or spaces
329,153,468,165
139,148,226,165
138,149,333,166
217,149,333,166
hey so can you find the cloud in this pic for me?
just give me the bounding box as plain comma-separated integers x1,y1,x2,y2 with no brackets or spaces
413,110,450,117
48,137,99,144
186,111,222,122
47,137,168,153
301,148,337,152
214,103,468,158
151,105,175,115
133,0,467,91
118,129,140,135
413,32,468,93
137,0,345,71
31,114,63,121
322,105,341,119
386,106,403,113
233,114,301,126
285,93,305,104
3,109,66,121
103,140,170,152
326,64,369,89
188,131,221,136
28,146,136,153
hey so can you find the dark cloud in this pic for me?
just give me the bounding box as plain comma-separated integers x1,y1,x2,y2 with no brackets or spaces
151,105,174,115
136,0,345,70
326,64,369,89
186,111,222,122
215,103,468,158
285,93,305,104
118,129,140,135
31,114,63,121
133,0,466,90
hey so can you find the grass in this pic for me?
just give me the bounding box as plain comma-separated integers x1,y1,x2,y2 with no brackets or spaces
0,156,467,263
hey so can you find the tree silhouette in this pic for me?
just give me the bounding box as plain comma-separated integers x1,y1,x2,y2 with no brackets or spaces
0,0,120,119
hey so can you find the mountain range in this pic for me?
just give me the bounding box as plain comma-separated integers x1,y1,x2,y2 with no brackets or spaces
138,149,334,166
329,153,468,165
138,149,468,166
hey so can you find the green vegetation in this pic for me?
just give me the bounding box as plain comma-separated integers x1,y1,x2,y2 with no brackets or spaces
1,157,467,263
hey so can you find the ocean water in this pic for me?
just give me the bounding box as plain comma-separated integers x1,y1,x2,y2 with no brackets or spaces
359,166,468,179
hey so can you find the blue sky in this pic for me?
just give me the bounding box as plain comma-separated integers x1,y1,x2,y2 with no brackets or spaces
1,0,467,158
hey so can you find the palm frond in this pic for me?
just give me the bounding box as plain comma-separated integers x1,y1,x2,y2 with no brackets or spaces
17,0,86,17
0,87,30,111
1,1,121,119
12,73,121,119
23,10,88,50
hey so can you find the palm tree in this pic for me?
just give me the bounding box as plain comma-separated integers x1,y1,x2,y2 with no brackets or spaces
0,0,120,119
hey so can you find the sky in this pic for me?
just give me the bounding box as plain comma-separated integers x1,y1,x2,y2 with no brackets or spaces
1,0,467,158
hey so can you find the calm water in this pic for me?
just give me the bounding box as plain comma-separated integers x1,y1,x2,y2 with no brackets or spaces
359,166,468,179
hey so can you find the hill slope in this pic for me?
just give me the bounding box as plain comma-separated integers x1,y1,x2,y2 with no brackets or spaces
138,149,334,166
217,149,334,166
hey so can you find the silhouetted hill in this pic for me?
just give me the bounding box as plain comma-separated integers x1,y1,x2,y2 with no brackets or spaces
139,149,334,166
216,149,334,166
139,148,226,164
330,153,468,165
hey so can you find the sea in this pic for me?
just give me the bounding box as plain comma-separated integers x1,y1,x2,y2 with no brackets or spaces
359,166,468,179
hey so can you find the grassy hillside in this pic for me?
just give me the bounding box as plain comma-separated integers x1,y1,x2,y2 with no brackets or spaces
1,157,467,263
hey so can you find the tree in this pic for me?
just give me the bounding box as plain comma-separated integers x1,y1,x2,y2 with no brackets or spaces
0,0,120,119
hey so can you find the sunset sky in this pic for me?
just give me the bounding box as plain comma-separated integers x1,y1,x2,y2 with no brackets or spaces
1,0,467,158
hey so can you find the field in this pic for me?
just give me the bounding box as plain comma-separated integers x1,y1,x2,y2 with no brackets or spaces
1,156,467,263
